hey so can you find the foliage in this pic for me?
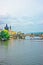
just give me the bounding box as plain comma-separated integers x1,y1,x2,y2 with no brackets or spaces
0,30,10,40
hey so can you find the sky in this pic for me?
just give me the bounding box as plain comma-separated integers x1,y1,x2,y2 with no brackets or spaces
0,0,43,33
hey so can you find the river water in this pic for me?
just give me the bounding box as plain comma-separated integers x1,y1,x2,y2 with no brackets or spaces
0,39,43,65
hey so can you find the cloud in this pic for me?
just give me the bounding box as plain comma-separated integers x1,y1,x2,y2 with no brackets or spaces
8,21,34,27
37,21,43,25
0,0,43,17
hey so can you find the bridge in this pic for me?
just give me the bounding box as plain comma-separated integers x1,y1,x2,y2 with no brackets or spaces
19,34,43,39
10,32,43,39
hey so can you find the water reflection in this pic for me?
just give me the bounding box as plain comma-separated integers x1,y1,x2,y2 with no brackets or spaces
0,39,43,65
0,41,9,46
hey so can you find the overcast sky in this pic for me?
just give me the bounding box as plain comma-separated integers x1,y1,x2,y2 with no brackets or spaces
0,0,43,33
0,0,43,16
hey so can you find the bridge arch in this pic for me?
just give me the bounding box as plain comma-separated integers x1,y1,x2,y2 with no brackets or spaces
25,36,30,39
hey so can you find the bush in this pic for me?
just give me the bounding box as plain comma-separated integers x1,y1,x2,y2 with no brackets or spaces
0,30,10,40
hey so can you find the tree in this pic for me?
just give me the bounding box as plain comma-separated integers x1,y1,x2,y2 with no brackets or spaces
0,30,10,40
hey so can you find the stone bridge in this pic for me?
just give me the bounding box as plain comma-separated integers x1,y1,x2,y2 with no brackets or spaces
11,33,43,39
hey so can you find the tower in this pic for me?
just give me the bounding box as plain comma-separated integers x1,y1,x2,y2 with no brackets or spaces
4,24,9,30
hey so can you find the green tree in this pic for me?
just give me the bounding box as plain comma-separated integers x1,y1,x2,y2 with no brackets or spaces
0,30,10,40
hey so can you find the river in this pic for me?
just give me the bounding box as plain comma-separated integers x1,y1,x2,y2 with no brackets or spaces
0,39,43,65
